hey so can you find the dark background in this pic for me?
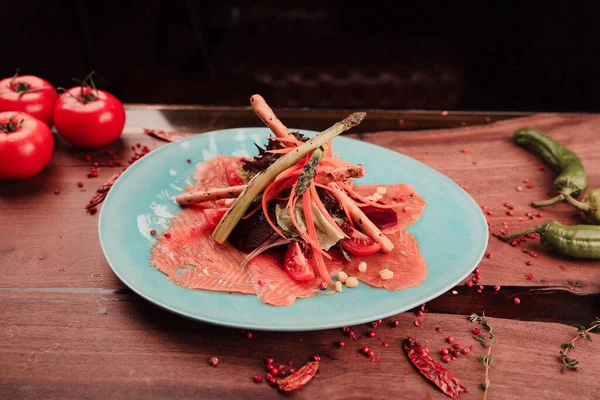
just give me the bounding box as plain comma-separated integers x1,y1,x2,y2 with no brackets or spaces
3,1,599,112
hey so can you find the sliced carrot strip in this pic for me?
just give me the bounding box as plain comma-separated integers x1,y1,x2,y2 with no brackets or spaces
319,156,345,168
242,204,261,220
314,183,355,227
262,180,287,238
303,191,334,287
267,147,296,155
288,186,310,244
274,163,304,183
243,175,294,220
329,182,394,253
309,183,347,238
268,136,302,146
288,185,331,260
338,181,401,209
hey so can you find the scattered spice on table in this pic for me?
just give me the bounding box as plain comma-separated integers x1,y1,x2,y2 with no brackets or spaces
468,313,495,399
525,273,534,280
276,361,319,392
143,128,192,142
558,317,600,372
85,172,123,213
83,139,157,213
403,336,468,399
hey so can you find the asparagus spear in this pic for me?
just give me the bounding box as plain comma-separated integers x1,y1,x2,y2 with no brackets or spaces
212,112,366,244
295,146,325,197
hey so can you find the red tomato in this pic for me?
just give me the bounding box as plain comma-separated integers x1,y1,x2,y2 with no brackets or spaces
203,208,228,228
0,111,54,180
54,85,125,149
226,164,245,186
0,73,58,127
284,242,315,282
340,225,381,256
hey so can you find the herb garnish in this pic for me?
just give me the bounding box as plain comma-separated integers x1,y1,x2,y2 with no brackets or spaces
558,317,600,372
241,131,308,175
468,313,494,400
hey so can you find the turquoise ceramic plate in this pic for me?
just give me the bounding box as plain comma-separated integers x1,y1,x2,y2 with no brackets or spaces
99,128,488,331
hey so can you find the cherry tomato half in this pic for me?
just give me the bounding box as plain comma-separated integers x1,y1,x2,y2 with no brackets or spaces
226,164,245,186
0,73,58,127
0,111,54,180
340,225,381,256
284,242,316,282
203,208,228,228
54,85,125,149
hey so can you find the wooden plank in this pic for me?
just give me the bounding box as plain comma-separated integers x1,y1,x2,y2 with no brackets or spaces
0,291,598,400
362,114,600,294
0,134,160,290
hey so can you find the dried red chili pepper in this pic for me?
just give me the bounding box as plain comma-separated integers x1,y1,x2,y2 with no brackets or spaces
143,128,192,142
276,361,319,392
403,336,468,399
85,172,122,212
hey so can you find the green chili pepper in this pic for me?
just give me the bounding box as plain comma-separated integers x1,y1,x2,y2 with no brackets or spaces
498,220,600,259
513,128,588,207
562,188,600,225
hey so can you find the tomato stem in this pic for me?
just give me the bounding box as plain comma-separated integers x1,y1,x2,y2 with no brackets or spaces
62,71,100,104
8,68,42,96
0,114,24,133
9,68,19,86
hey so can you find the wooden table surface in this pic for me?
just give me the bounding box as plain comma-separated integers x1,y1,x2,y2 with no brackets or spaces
1,106,599,400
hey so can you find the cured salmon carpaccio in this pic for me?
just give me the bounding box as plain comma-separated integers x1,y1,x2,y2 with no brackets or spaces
352,184,426,234
149,155,428,306
327,229,427,291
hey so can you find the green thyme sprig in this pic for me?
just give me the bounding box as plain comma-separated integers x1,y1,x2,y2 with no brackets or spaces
468,313,495,400
558,317,600,372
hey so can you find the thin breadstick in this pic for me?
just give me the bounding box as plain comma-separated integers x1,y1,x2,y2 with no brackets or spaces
316,164,366,184
250,94,300,143
175,185,245,205
181,165,366,205
328,183,394,253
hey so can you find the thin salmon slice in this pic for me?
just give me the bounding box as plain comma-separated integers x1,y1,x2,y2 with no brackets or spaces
150,207,325,306
246,258,325,306
329,229,427,290
150,208,255,294
353,184,426,233
190,155,243,207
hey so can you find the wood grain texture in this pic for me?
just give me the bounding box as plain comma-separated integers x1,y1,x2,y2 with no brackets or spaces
2,108,600,400
0,291,598,400
362,114,600,294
